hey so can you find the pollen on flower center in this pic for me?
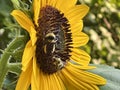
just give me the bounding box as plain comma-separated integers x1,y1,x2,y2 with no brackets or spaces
35,5,73,74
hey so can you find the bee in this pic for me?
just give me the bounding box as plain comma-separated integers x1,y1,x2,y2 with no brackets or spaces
39,32,65,74
43,33,56,54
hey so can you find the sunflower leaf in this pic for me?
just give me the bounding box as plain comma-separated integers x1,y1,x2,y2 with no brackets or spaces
88,65,120,90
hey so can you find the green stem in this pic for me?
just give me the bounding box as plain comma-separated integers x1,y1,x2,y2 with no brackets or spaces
0,36,27,88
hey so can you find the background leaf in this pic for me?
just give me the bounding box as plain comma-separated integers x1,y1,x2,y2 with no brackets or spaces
89,65,120,90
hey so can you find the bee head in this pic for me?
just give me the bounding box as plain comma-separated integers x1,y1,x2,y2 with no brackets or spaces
45,33,56,43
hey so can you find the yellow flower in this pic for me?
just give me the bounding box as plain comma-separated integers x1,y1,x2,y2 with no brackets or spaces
11,0,106,90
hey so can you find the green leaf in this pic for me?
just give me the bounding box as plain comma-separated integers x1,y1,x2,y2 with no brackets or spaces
11,0,20,9
0,0,13,16
89,65,120,90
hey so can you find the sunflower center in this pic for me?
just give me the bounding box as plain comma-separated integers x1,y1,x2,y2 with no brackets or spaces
35,5,72,74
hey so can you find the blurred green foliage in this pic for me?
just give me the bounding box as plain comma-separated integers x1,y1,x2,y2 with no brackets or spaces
0,0,13,50
0,0,28,89
78,0,120,68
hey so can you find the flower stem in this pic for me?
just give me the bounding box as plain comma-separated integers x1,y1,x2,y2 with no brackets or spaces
0,36,27,88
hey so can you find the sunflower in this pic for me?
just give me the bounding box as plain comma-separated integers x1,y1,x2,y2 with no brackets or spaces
11,0,106,90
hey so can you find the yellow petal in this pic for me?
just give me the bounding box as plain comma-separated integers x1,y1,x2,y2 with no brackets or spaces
71,32,89,47
39,71,49,90
22,40,35,71
55,0,77,13
70,20,83,33
65,5,89,23
33,0,40,26
70,48,90,65
51,74,65,90
39,71,64,90
31,57,40,90
16,60,32,90
60,69,88,90
31,74,38,90
55,73,66,90
11,10,34,33
47,0,57,7
41,0,47,7
89,84,99,90
30,27,37,46
65,64,106,85
60,64,106,90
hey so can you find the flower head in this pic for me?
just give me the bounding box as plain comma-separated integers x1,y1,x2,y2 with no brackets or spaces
11,0,106,90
